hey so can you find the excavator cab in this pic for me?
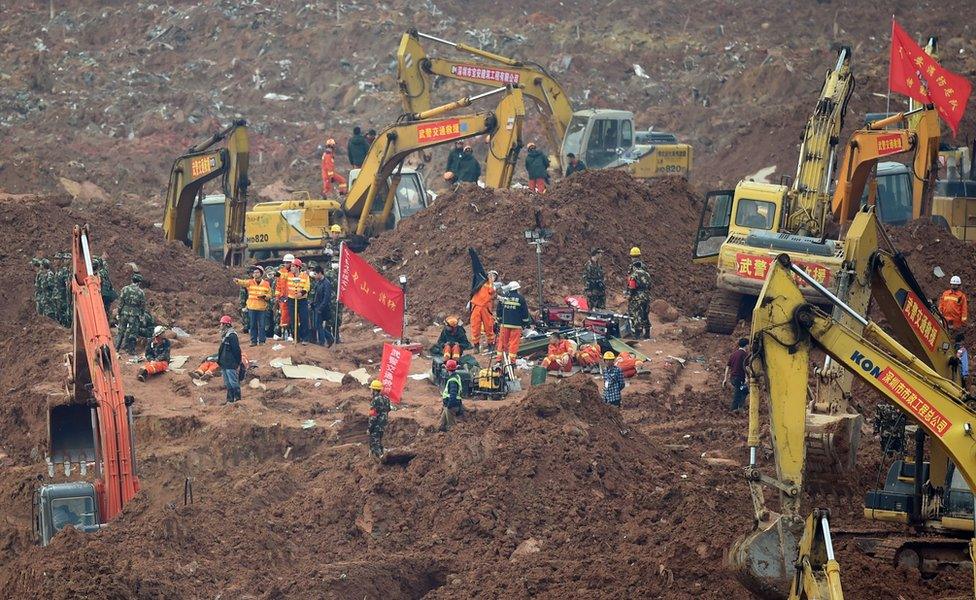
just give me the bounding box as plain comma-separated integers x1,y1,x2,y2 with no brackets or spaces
186,193,230,262
560,109,634,169
33,482,100,546
691,189,733,263
348,166,435,228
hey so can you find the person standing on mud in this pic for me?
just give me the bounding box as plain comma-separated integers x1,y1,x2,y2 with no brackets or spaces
439,359,464,431
722,337,750,413
582,249,606,310
217,315,243,404
115,273,147,353
367,379,392,457
626,248,652,339
602,351,625,407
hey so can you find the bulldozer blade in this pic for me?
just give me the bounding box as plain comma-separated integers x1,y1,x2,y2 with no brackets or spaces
728,514,802,600
48,403,96,466
805,412,863,477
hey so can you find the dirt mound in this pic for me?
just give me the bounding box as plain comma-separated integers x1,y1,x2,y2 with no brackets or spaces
367,170,713,323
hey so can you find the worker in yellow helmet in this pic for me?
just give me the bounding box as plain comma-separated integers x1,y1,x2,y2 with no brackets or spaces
626,246,652,339
602,351,624,407
367,379,392,457
325,223,344,258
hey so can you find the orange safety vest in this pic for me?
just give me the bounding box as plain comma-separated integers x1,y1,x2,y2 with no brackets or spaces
275,267,290,300
286,272,310,299
235,278,272,311
471,281,496,307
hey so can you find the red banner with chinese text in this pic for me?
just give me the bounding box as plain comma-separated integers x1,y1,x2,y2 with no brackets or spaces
338,245,404,338
889,20,971,135
379,343,412,405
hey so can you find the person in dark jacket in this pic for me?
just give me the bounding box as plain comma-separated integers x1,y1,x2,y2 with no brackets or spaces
524,142,551,193
454,146,481,183
565,152,586,176
439,359,464,432
347,126,370,168
310,266,334,346
217,315,243,403
431,315,472,359
495,281,531,363
137,325,171,382
446,141,465,175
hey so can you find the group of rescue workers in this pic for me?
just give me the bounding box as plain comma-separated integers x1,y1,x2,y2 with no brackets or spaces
322,127,588,195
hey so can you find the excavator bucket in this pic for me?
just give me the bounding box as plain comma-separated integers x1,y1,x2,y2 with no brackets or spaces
48,402,96,469
728,514,802,599
805,412,863,478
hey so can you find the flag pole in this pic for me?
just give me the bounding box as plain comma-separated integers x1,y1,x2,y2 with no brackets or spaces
886,15,894,117
333,241,343,344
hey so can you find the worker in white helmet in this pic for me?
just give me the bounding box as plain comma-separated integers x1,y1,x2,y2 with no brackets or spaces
138,325,171,382
939,275,969,330
495,281,531,365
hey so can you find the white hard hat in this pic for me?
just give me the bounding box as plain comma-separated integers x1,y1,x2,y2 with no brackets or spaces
152,325,166,337
508,281,521,291
282,253,295,263
951,275,962,285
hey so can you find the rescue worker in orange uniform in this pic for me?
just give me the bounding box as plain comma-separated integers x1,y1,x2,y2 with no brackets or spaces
939,275,969,330
321,139,348,197
137,326,171,382
274,254,294,340
432,316,472,360
287,258,311,343
540,332,574,372
496,281,531,364
469,269,498,352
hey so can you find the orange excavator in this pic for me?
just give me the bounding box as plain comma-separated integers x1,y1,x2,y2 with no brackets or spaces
34,225,140,546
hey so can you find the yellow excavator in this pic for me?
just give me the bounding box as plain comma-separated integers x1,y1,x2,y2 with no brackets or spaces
161,120,250,266
693,46,941,335
244,86,525,258
734,243,976,599
396,29,692,178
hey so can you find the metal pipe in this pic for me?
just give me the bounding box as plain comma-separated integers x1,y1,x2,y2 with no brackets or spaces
80,232,94,277
416,31,454,46
749,446,757,467
788,262,868,326
821,515,836,561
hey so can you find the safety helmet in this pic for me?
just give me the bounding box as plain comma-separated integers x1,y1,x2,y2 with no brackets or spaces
41,259,51,268
330,224,342,234
603,351,616,360
153,325,166,337
251,265,265,276
325,138,336,147
132,273,144,283
487,270,498,278
527,142,537,149
445,359,458,372
445,316,459,327
369,379,383,391
291,258,303,267
443,171,455,181
282,253,295,263
219,315,233,325
508,281,521,291
463,145,473,153
629,246,641,257
951,275,962,285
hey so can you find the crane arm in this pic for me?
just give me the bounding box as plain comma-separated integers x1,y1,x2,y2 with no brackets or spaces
343,87,524,235
397,30,570,164
161,120,249,265
69,226,139,522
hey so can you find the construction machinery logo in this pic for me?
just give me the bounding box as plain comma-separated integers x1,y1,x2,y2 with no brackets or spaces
876,134,905,156
451,64,520,85
190,156,217,178
850,349,951,437
901,290,940,351
417,119,464,143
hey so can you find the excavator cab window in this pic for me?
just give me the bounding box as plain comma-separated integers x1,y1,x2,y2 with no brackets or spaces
201,202,227,261
51,496,96,531
693,190,734,261
862,164,913,226
586,118,623,169
734,199,775,230
562,116,587,159
393,175,427,221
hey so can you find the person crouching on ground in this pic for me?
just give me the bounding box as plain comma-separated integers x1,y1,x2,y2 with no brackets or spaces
217,315,242,404
138,325,171,382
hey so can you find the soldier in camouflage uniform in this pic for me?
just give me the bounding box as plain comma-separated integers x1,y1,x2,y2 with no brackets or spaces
582,249,606,310
53,253,72,327
873,402,907,456
626,248,652,339
115,273,147,353
92,257,117,322
366,379,392,457
37,259,60,321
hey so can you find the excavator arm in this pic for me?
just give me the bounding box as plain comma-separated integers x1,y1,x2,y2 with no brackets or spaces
343,86,525,236
397,30,570,165
736,250,976,598
161,120,250,265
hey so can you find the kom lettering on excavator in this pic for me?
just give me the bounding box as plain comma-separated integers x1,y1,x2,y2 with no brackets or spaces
36,225,140,546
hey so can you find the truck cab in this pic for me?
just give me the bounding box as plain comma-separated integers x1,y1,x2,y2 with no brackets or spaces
33,482,100,546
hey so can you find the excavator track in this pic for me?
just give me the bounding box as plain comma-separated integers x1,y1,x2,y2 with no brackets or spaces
705,290,743,334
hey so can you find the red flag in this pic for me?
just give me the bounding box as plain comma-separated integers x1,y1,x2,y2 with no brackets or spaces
379,343,412,404
337,245,404,338
889,20,971,135
564,295,589,311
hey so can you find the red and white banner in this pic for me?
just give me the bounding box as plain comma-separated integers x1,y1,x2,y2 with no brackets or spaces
379,343,412,405
889,20,971,135
337,245,404,338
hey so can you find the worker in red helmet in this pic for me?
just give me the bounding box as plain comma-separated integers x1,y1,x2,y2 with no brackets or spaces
439,359,464,432
217,315,242,404
321,139,348,197
286,258,311,343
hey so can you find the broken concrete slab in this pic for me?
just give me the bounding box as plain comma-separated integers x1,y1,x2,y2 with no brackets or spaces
281,364,344,382
347,368,370,385
269,356,293,368
169,355,189,370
